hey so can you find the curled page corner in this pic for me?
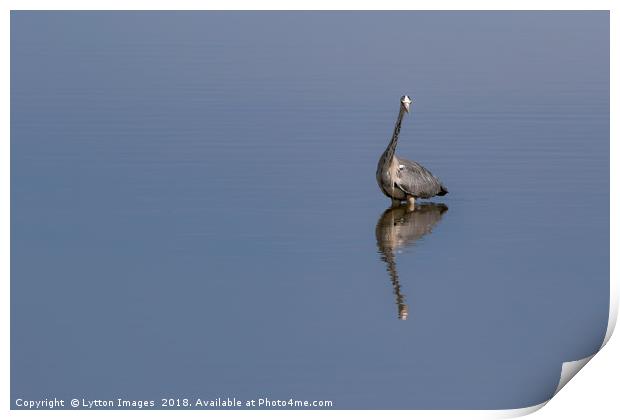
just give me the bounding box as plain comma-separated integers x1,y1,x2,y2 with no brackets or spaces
554,355,595,395
543,304,615,405
551,278,617,397
502,277,617,418
549,258,618,397
543,280,618,405
491,354,598,419
493,401,548,418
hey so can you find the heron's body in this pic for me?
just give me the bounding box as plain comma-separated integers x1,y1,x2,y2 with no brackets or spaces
376,96,447,207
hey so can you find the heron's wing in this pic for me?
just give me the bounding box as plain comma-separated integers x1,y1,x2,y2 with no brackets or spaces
395,157,447,198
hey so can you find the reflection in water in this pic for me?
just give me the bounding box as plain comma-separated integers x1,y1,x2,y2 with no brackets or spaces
375,203,448,320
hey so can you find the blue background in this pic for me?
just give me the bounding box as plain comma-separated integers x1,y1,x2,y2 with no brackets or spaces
11,11,609,409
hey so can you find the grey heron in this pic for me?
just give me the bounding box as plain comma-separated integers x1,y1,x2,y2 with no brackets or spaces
376,95,447,208
375,203,448,320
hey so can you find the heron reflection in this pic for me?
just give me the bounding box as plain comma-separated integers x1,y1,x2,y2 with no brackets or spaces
375,203,448,320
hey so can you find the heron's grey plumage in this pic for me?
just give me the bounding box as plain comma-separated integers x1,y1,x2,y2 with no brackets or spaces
376,96,448,204
395,158,447,199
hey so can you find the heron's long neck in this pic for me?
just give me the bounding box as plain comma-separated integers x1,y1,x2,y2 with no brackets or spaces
383,106,406,163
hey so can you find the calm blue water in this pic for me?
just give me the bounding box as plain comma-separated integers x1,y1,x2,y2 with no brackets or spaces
11,11,609,409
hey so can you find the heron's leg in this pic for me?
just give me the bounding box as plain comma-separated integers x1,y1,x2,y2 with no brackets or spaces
391,198,401,208
406,196,416,211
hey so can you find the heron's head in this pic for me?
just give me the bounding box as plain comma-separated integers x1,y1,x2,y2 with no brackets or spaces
400,95,412,113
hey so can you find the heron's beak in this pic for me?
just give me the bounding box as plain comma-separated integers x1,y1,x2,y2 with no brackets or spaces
403,102,410,113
